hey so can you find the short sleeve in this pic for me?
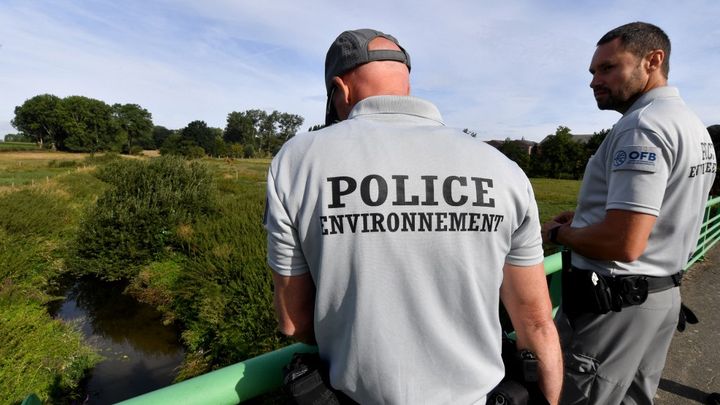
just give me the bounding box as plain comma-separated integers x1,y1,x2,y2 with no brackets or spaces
264,166,309,276
606,129,671,216
506,178,544,266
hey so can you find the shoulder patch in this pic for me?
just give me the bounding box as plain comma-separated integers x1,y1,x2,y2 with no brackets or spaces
612,145,660,172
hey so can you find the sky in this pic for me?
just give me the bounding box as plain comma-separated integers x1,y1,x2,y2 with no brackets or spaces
1,0,719,142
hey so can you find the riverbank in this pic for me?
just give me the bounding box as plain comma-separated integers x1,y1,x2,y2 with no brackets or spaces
53,278,185,403
0,152,106,403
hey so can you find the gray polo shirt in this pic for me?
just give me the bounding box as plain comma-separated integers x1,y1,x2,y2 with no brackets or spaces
572,86,716,277
265,96,544,404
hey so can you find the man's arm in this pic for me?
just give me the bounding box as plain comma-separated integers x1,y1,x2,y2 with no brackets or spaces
272,271,316,344
501,262,563,405
542,209,656,262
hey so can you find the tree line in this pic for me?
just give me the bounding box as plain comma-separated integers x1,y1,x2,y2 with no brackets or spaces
495,125,720,180
9,94,718,180
463,126,610,179
9,94,305,157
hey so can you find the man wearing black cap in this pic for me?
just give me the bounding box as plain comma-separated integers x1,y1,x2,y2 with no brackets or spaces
265,28,562,404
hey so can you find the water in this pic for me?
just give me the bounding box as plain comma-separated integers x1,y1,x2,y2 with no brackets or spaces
53,278,185,404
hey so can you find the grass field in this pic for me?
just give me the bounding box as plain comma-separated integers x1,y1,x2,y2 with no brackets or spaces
0,151,94,188
0,142,40,151
531,178,581,223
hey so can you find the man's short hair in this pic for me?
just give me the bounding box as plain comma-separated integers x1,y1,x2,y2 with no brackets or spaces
598,21,671,78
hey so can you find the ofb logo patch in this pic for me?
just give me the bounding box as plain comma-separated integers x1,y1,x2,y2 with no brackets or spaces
612,145,660,173
613,151,627,167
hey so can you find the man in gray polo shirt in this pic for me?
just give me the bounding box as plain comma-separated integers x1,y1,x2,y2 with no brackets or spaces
265,28,562,404
543,22,715,404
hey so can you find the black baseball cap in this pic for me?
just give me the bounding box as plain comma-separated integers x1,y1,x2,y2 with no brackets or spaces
324,29,411,125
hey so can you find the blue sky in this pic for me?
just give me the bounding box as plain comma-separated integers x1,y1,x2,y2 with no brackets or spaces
1,0,718,142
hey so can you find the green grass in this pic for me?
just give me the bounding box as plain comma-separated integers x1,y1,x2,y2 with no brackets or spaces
531,177,581,223
0,151,105,403
0,151,94,187
0,142,39,151
0,297,101,404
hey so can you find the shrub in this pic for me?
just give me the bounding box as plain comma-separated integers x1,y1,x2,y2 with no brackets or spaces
227,143,244,159
71,156,218,280
186,146,206,159
243,144,256,159
47,160,79,168
129,145,144,156
83,152,122,166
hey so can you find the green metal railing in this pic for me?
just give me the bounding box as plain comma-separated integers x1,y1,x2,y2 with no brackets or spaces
28,197,720,405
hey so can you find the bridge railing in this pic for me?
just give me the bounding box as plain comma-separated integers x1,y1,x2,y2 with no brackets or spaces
105,196,720,404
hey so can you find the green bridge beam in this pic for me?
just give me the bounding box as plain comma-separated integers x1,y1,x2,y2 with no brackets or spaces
116,343,317,405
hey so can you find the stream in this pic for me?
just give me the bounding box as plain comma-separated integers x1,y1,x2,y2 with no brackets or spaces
51,278,185,404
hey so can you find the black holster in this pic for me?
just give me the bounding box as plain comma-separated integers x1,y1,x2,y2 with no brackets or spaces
487,337,549,405
282,352,355,405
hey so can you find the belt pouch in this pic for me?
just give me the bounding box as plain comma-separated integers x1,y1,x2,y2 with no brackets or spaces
563,268,614,315
618,276,649,307
561,267,586,316
588,272,613,314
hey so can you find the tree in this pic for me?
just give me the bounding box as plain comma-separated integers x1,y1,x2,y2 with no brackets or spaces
224,109,266,147
535,126,584,179
499,140,531,173
159,133,184,156
182,120,219,156
11,94,64,148
268,112,303,155
113,103,154,151
4,133,33,142
61,96,123,153
586,128,610,154
153,125,174,149
224,109,303,156
572,128,611,178
159,120,222,158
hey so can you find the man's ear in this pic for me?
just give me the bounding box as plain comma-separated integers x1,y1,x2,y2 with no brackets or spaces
331,76,353,120
332,76,350,105
646,49,665,73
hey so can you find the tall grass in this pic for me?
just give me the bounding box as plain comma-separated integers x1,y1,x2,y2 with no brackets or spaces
0,153,105,403
170,174,283,379
0,296,102,404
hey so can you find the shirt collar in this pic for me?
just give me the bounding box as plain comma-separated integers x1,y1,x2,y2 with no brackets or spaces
625,86,679,116
348,95,445,125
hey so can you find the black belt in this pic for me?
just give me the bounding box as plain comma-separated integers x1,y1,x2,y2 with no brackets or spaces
570,267,682,294
645,271,683,293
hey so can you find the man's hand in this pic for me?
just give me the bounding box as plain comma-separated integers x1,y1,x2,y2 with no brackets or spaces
541,211,574,244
